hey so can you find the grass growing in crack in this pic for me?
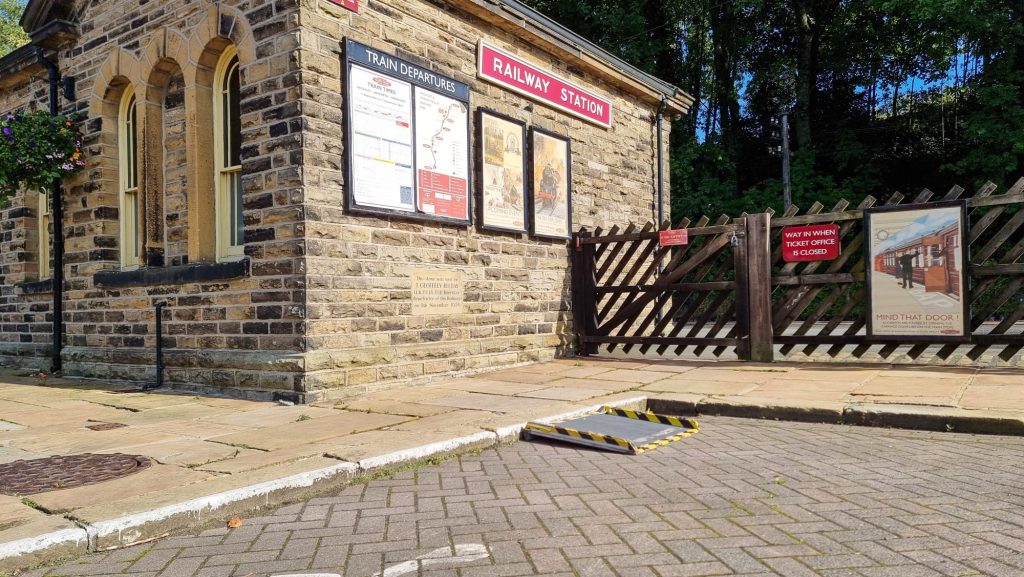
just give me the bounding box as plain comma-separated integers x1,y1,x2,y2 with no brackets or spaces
296,414,313,422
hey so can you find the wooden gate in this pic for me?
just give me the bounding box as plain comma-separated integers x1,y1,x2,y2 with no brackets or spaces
573,177,1024,366
572,214,772,361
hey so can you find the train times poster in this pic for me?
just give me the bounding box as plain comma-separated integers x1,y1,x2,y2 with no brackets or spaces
864,201,969,340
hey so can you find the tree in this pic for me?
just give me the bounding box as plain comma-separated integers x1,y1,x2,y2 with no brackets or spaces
0,0,29,56
521,0,1024,220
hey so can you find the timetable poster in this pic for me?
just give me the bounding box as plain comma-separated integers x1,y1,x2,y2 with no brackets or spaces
349,64,415,212
414,88,470,220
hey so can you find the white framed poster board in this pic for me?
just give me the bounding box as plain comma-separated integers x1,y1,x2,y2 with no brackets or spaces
344,39,471,225
864,200,970,341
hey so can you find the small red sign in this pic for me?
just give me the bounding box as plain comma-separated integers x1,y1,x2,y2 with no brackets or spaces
328,0,358,12
781,224,841,262
477,41,613,128
659,229,689,247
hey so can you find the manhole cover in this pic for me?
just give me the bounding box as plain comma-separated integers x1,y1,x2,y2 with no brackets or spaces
0,454,152,495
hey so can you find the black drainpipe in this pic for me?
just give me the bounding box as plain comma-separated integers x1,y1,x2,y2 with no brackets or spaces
655,94,670,227
37,50,64,374
149,302,167,390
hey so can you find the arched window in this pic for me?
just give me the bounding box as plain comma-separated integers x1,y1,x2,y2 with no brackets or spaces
38,189,51,279
214,47,243,259
119,89,141,267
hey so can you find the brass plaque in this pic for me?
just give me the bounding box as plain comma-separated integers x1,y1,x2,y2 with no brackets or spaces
411,270,464,315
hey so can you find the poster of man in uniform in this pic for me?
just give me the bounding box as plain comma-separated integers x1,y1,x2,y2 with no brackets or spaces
478,110,527,233
529,128,572,239
865,201,969,340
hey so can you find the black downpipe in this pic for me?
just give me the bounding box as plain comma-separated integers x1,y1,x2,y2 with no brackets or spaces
150,302,167,390
655,95,669,228
654,95,670,324
38,51,64,374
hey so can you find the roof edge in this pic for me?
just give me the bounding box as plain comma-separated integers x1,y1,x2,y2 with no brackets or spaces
0,45,43,90
461,0,694,115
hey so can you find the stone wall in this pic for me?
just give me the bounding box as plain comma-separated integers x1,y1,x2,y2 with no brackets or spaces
0,0,677,400
0,70,55,369
295,0,671,394
0,0,313,400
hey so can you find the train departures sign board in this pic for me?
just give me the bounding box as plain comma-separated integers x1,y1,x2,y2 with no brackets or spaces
344,39,471,224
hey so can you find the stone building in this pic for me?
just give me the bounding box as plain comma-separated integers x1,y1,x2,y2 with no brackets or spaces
0,0,691,402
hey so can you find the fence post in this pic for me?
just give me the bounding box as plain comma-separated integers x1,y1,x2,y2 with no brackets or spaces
733,219,751,360
572,230,599,356
745,213,775,362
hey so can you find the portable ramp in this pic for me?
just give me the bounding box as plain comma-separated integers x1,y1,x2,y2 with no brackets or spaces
523,406,699,454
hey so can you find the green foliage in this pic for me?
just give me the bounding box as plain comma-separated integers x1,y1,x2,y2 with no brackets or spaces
521,0,1024,224
0,0,28,56
0,111,86,205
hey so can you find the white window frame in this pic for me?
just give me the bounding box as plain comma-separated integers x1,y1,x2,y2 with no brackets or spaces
214,46,244,260
38,189,51,279
119,89,141,268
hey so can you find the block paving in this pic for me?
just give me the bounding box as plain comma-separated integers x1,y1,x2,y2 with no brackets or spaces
25,416,1024,577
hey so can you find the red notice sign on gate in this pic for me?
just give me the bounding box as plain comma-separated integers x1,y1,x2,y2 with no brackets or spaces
659,229,689,247
781,224,840,262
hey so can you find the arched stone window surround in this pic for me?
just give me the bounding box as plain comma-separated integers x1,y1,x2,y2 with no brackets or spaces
188,5,256,263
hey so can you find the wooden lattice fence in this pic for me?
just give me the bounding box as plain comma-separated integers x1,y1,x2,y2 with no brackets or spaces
572,177,1024,366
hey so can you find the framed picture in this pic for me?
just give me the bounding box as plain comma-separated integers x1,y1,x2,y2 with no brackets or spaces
477,110,527,233
528,128,572,240
342,39,471,225
864,200,970,341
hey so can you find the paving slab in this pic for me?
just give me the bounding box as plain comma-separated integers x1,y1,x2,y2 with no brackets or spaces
120,439,250,467
414,391,558,413
583,368,674,385
852,377,966,398
332,398,455,417
428,378,550,395
206,411,409,451
28,464,215,513
960,385,1024,411
514,386,615,401
641,379,761,395
670,368,779,383
555,366,618,378
196,442,336,475
197,405,339,429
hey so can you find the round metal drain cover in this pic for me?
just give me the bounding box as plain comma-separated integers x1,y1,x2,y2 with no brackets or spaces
0,453,152,495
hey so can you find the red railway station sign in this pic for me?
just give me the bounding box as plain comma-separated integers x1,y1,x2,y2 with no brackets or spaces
328,0,359,11
781,224,840,262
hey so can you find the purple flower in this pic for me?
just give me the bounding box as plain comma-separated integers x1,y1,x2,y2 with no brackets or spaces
1,127,9,135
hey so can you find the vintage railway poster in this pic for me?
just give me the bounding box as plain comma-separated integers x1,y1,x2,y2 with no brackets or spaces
865,201,969,340
529,128,571,239
478,110,527,232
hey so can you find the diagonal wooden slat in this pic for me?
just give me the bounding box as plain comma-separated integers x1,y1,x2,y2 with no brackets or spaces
622,235,733,353
601,230,735,337
593,224,628,282
591,225,618,266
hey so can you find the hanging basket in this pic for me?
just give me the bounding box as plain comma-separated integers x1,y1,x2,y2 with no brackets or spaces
0,111,85,206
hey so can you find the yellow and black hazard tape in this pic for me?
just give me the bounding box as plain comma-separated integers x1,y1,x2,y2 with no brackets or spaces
601,406,699,431
524,422,634,452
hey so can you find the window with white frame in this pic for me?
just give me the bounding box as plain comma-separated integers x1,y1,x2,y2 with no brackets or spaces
119,89,141,267
214,47,243,260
